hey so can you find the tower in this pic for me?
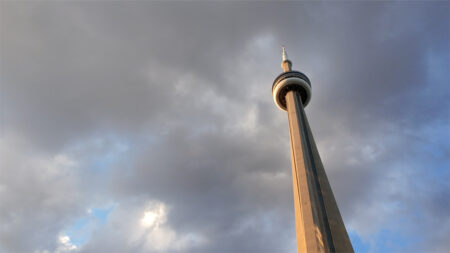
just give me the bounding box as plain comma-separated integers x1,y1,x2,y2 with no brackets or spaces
272,47,354,253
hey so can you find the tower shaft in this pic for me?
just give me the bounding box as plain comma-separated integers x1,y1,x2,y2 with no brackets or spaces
286,91,354,253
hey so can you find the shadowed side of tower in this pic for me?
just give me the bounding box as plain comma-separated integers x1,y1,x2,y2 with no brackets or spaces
273,47,354,253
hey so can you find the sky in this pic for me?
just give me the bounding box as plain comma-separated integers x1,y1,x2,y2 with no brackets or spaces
0,1,449,253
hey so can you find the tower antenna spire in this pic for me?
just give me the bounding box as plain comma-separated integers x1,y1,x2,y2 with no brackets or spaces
281,45,292,72
282,45,288,61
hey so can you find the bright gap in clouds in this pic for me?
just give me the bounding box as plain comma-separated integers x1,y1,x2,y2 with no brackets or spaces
63,204,116,248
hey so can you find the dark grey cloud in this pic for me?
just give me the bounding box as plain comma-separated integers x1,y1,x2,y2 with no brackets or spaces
1,2,449,253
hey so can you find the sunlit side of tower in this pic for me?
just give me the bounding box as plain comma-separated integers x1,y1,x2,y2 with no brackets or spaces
272,47,354,253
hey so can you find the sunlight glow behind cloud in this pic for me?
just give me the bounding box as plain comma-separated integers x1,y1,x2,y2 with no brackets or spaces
140,203,166,228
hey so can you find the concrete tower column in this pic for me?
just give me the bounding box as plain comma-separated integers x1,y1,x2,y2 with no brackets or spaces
272,47,354,253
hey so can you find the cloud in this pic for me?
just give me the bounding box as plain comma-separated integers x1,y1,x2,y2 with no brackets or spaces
0,134,83,252
1,1,449,253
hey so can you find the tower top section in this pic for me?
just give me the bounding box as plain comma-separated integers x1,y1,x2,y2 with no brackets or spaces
281,46,292,72
273,46,311,110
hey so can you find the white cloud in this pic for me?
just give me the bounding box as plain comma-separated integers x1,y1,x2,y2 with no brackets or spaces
140,203,166,228
55,235,77,253
133,201,206,252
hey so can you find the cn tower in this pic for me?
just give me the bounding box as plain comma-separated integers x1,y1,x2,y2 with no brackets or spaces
272,47,354,253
